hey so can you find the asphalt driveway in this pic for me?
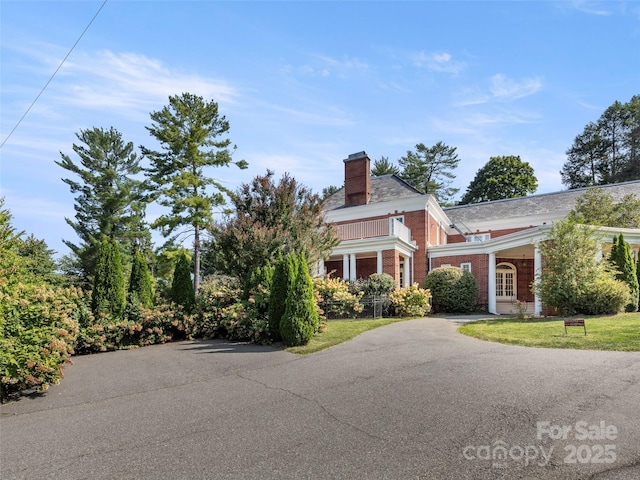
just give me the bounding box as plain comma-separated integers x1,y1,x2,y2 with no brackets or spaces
2,316,640,479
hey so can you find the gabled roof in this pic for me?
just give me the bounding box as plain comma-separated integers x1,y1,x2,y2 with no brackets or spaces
322,174,425,211
444,180,640,231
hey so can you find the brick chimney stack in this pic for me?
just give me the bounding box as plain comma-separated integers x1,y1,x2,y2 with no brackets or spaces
344,151,371,207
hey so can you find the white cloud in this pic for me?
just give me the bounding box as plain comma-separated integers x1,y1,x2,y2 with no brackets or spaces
295,54,369,79
49,50,239,119
490,74,542,100
412,51,466,74
570,1,612,16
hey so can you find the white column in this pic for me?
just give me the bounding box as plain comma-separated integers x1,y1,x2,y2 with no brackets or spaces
343,254,349,281
534,246,543,316
488,253,497,314
317,259,325,277
403,255,410,287
349,253,357,282
377,251,383,274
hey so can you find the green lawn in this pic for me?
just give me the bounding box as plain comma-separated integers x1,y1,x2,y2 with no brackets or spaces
458,313,640,351
286,318,409,355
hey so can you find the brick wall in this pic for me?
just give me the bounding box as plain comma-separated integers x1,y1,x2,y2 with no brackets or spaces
430,254,489,308
344,155,371,207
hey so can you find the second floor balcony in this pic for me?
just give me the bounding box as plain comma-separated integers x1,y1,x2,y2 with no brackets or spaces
335,218,413,245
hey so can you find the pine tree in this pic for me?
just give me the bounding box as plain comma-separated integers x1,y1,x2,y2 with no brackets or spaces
170,252,195,312
91,237,126,318
280,253,319,347
128,248,154,308
56,127,149,288
142,93,248,292
267,253,288,341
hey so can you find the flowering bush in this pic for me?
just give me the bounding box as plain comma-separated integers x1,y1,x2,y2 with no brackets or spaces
314,276,364,319
1,284,82,401
389,284,431,317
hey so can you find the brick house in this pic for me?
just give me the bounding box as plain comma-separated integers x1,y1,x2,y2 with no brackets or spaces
322,151,640,315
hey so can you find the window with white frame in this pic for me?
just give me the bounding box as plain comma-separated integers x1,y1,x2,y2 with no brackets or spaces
460,262,471,273
465,233,491,243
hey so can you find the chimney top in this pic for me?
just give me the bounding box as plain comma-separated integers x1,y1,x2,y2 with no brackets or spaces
344,151,368,163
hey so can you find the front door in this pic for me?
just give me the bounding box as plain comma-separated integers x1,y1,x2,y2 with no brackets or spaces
496,263,517,302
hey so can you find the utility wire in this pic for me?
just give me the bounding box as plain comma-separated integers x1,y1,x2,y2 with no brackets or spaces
0,0,108,150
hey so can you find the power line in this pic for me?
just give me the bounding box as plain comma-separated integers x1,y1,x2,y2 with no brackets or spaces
0,0,108,150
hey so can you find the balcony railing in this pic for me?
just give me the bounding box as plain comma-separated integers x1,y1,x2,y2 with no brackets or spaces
336,218,412,244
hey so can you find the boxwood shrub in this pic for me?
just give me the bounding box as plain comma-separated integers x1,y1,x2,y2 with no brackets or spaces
424,266,478,313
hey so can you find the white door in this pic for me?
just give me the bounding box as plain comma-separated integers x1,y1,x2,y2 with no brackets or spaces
496,263,516,302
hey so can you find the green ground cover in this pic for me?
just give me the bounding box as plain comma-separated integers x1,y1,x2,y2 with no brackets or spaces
458,313,640,351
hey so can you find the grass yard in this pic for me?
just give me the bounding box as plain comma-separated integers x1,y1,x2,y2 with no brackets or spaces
286,318,409,355
459,313,640,351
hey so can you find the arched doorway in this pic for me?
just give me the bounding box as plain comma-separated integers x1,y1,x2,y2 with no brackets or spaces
496,263,517,313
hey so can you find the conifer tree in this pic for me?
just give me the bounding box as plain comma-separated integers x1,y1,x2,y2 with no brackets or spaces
142,93,248,292
91,237,126,318
280,253,318,347
128,248,154,308
610,234,639,312
57,126,148,287
636,250,640,308
267,253,289,341
170,251,195,312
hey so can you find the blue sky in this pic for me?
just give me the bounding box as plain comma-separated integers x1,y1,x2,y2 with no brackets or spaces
1,1,639,257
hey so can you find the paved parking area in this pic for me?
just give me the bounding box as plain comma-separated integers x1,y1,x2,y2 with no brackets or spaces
2,316,640,479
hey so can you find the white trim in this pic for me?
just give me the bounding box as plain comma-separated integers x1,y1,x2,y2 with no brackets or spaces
324,194,450,227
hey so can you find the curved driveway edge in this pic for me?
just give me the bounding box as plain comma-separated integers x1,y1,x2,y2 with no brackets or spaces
2,317,640,479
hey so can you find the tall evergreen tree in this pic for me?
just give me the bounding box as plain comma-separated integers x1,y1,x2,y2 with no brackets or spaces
141,93,248,292
91,237,126,318
128,248,154,308
398,141,460,203
561,95,640,188
609,234,639,312
56,126,149,287
267,253,289,340
637,249,640,309
280,253,318,347
170,251,195,312
371,156,399,176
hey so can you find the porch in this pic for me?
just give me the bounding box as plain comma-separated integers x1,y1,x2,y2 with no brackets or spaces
321,218,418,287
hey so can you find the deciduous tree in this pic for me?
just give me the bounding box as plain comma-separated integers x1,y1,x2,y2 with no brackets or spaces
569,188,640,228
141,93,248,291
459,155,537,204
206,170,338,287
533,220,630,316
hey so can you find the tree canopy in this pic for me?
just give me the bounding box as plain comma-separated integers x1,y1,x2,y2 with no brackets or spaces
56,126,147,287
459,155,538,204
569,188,640,228
398,141,460,203
371,156,399,176
141,93,248,291
205,170,339,287
561,95,640,188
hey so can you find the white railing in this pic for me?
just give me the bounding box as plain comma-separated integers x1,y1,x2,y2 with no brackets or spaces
336,218,412,243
